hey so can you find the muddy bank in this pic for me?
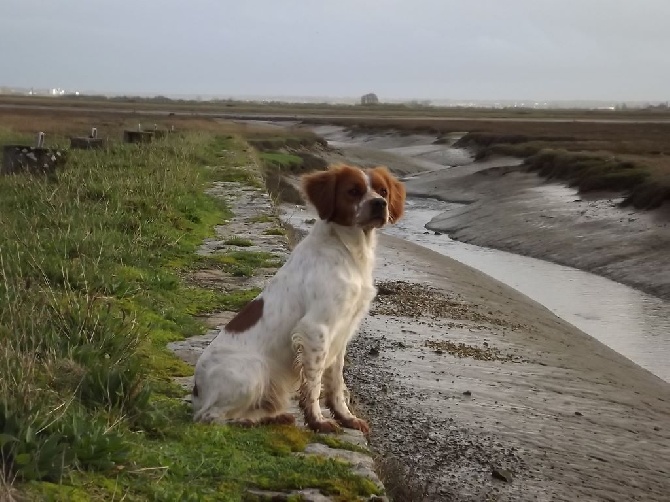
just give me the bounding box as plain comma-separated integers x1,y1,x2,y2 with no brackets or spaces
310,124,473,176
282,206,670,501
406,162,670,301
355,236,670,502
275,123,670,380
307,123,670,302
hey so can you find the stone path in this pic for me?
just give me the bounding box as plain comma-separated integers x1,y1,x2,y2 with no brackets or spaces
167,178,387,502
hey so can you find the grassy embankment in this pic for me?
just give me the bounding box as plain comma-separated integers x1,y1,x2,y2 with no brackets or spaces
0,110,378,500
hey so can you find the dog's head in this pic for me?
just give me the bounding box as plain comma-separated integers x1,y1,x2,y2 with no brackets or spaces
301,164,406,230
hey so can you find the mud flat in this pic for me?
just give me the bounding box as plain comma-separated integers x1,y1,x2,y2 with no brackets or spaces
407,160,670,302
283,208,670,502
272,123,670,500
304,124,670,379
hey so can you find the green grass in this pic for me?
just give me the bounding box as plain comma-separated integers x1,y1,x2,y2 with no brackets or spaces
259,151,304,170
248,215,276,224
263,228,286,236
223,237,254,247
25,405,378,501
0,130,378,500
195,251,282,278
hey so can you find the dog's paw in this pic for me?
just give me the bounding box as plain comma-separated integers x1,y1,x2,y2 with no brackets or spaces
307,418,341,434
260,413,296,426
338,416,370,434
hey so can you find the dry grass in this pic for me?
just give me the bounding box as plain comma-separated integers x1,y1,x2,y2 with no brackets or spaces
4,94,670,122
0,108,290,141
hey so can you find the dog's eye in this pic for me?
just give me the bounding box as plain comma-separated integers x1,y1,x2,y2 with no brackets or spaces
348,187,362,197
379,188,388,197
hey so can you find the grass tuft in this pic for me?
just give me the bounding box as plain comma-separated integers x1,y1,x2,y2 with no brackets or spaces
263,228,287,236
224,237,254,247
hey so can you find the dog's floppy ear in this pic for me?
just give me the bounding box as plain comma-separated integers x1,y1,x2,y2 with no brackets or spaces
372,166,406,223
387,174,406,223
301,169,337,221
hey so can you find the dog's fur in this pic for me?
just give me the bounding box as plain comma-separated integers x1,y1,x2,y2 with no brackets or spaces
192,164,406,433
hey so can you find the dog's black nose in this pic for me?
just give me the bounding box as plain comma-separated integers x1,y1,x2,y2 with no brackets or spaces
372,198,387,210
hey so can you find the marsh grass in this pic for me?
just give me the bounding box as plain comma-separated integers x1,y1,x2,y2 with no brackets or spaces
259,151,304,170
0,122,379,500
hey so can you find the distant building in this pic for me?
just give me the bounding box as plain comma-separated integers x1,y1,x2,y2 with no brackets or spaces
360,93,379,105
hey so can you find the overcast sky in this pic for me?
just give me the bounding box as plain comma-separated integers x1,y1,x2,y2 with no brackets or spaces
1,0,668,101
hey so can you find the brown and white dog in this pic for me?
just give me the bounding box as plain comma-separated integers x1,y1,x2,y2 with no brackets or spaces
192,164,406,433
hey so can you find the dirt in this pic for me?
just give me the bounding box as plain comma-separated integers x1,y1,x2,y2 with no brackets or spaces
346,235,670,502
311,125,473,176
267,122,670,500
403,157,670,301
279,201,670,502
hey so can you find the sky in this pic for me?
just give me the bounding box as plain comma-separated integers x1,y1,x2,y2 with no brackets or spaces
1,0,668,101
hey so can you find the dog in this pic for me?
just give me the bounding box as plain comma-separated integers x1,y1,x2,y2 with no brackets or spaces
192,164,406,433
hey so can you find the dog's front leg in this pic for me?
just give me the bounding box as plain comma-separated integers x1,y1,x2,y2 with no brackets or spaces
292,322,339,433
324,350,370,434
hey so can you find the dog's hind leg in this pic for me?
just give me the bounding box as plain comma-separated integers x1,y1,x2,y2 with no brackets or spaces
250,381,296,426
192,351,268,424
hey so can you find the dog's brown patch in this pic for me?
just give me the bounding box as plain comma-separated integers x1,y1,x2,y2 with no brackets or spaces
301,164,369,226
225,297,264,333
367,166,406,223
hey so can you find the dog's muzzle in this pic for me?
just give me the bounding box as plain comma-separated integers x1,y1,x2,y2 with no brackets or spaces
370,198,387,218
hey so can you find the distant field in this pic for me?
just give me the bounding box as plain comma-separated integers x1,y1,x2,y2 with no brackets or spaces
3,94,670,122
2,98,669,210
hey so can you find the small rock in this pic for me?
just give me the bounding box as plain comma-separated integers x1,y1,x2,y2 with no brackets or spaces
653,426,660,431
434,231,442,235
492,467,513,482
463,390,472,397
574,411,583,416
368,346,380,357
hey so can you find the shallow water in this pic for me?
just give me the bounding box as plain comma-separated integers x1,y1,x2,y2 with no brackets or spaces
383,196,670,382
